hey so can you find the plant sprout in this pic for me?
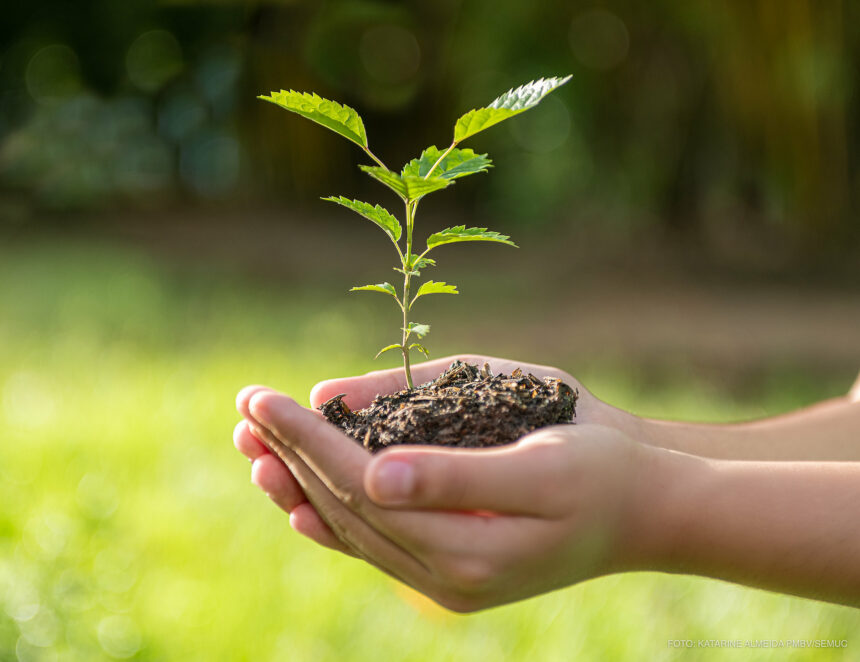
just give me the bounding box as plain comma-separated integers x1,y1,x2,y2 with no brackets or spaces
259,76,571,389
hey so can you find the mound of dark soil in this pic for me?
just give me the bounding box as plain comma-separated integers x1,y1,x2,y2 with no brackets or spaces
319,361,577,452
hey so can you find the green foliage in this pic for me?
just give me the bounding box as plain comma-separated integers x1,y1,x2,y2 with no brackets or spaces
411,280,458,307
453,76,572,143
409,342,430,358
359,166,451,201
397,254,436,277
405,322,430,338
350,282,400,305
260,75,568,387
374,343,403,359
258,90,368,148
401,146,492,180
426,226,517,251
350,282,397,296
412,256,436,269
323,196,401,242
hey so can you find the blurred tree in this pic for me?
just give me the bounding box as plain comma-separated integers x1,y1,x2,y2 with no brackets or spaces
0,0,856,252
693,0,852,236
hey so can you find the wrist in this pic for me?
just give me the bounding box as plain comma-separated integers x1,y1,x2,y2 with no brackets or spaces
590,400,651,444
628,414,690,454
611,442,711,573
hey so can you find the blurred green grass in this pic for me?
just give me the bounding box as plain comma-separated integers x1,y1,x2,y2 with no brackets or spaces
0,238,856,661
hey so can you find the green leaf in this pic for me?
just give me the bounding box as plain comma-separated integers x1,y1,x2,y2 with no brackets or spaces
322,196,401,242
409,343,430,359
403,254,436,273
258,90,368,148
401,146,492,181
360,166,451,201
396,253,436,277
358,167,406,199
426,225,518,251
410,280,458,307
414,256,436,269
453,76,572,143
350,282,397,296
374,344,403,359
404,322,430,338
350,283,399,304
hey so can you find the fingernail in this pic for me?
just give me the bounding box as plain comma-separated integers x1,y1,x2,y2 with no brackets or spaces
371,461,414,504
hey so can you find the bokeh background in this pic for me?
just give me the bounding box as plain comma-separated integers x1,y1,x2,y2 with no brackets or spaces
1,1,859,660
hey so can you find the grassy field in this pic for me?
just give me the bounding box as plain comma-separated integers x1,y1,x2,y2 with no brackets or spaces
0,238,857,661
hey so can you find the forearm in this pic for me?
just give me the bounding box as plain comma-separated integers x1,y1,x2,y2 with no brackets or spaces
632,396,860,461
633,449,860,606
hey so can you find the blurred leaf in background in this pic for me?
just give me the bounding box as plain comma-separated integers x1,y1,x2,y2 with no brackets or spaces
0,0,857,251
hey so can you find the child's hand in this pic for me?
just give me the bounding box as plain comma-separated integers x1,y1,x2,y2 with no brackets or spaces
234,359,860,608
234,385,669,611
233,354,640,556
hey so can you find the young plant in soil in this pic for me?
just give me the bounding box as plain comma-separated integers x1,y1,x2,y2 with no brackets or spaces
259,76,578,451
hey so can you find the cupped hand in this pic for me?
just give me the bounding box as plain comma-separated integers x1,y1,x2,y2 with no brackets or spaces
234,372,660,611
235,354,639,530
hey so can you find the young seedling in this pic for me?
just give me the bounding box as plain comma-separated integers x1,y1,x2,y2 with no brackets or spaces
259,76,571,389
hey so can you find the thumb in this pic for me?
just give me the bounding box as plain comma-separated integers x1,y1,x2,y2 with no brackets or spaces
364,434,563,516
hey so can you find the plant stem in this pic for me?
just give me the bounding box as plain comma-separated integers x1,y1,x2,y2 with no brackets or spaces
359,144,414,388
423,140,458,179
401,269,413,390
400,200,416,389
362,146,390,171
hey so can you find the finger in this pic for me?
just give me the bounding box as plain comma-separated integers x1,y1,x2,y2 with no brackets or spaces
247,393,525,557
247,421,433,588
237,385,275,419
251,453,308,513
234,420,270,460
248,391,372,504
289,502,357,557
246,393,436,546
364,429,570,516
236,414,355,556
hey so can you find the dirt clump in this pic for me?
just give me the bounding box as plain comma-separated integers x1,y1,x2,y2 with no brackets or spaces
319,360,578,452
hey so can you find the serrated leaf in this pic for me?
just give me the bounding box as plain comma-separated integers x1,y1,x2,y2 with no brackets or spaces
360,166,451,201
404,322,430,338
415,256,436,269
401,146,492,181
404,254,436,272
350,282,399,302
409,343,430,359
410,280,458,307
395,253,431,277
358,166,404,198
453,76,572,143
374,344,403,359
426,225,518,251
258,90,367,148
322,196,401,242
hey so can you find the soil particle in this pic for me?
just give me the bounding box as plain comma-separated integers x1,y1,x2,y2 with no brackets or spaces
319,361,578,452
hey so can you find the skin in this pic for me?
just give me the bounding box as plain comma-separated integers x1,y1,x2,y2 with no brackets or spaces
234,354,860,611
